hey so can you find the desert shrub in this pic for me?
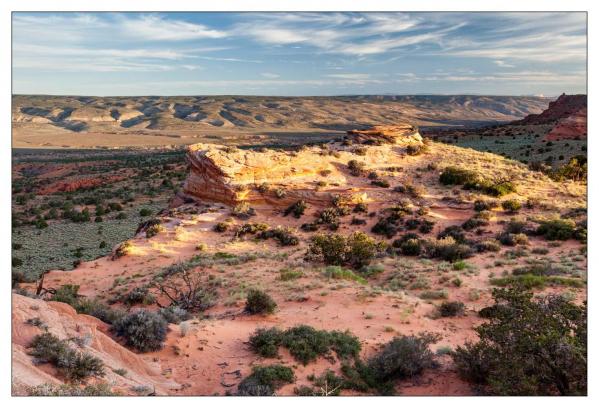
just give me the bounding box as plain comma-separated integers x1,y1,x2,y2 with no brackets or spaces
482,181,516,197
501,199,522,213
359,263,385,278
371,215,400,238
354,147,368,156
112,241,132,259
12,256,23,268
257,226,299,246
425,237,473,261
123,287,155,306
497,232,528,246
29,333,105,381
366,333,440,384
371,179,390,188
213,221,230,233
51,284,80,305
551,155,587,182
301,223,318,232
232,202,256,219
419,220,435,233
419,290,448,300
310,232,377,268
237,365,294,396
75,298,124,324
112,310,168,352
437,225,467,244
26,383,118,396
323,265,367,284
453,288,586,395
245,289,277,315
249,325,361,366
347,159,366,176
406,144,428,156
249,327,284,358
351,217,367,225
505,218,527,234
353,202,368,213
235,222,269,238
145,224,164,238
281,325,354,365
158,305,192,324
279,268,303,281
473,199,494,212
12,270,27,288
284,200,307,218
490,275,583,289
437,301,465,317
439,167,479,186
462,216,489,231
536,219,576,241
138,208,152,217
474,239,501,253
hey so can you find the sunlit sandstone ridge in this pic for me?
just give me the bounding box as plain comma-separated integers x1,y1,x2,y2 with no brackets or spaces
181,125,423,206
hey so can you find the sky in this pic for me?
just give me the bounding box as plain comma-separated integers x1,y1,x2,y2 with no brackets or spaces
12,12,587,96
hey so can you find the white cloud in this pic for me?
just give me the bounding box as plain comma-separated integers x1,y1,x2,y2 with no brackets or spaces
260,72,280,78
327,73,371,80
119,15,227,41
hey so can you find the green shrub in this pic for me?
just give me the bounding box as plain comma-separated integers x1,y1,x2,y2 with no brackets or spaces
473,200,494,212
437,301,465,317
323,265,367,284
437,225,466,244
249,325,361,365
29,333,105,381
138,208,152,217
257,227,299,246
249,327,284,358
279,268,303,281
123,287,155,306
158,305,192,324
501,199,522,213
419,290,448,300
112,241,132,259
284,200,307,218
237,365,294,396
245,289,277,315
453,288,586,395
425,237,473,261
310,232,378,268
232,202,256,219
490,274,584,289
497,232,528,246
367,333,440,383
235,222,269,237
536,219,576,241
439,167,479,185
112,310,168,352
12,256,23,268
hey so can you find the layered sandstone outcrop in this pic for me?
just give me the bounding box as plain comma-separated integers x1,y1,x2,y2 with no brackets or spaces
182,125,423,206
545,107,587,141
346,124,423,145
11,294,179,395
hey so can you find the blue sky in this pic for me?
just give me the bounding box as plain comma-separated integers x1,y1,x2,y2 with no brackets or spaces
12,12,587,96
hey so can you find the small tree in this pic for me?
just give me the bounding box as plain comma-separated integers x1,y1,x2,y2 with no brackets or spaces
453,288,586,395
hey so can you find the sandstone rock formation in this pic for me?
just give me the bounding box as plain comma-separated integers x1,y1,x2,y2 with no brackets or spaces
182,125,423,206
346,124,422,145
545,107,587,141
512,93,586,126
12,294,179,395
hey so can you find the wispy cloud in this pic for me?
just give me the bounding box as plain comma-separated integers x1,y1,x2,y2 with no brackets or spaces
118,14,227,41
260,72,280,78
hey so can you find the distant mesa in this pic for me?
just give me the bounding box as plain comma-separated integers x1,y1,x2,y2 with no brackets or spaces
509,93,587,142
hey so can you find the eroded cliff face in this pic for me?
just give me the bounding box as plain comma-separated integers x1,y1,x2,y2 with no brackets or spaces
182,125,423,206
